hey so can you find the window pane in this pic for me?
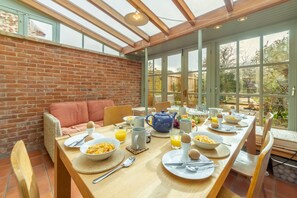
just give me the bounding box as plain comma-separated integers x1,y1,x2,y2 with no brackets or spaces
28,19,52,41
263,31,289,64
188,71,207,94
84,36,103,52
239,67,259,94
239,37,260,66
154,58,162,74
168,93,182,106
264,97,288,129
220,69,236,93
239,96,260,123
148,60,154,74
219,42,237,68
0,10,18,33
188,94,206,108
220,95,236,111
188,48,207,72
148,76,153,90
263,64,288,94
168,54,181,73
104,45,119,56
154,75,162,92
60,24,82,47
168,74,181,92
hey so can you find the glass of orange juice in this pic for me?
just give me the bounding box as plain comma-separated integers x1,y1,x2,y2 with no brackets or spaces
170,129,182,149
115,126,127,143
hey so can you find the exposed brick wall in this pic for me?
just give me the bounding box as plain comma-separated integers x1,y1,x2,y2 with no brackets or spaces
0,33,142,157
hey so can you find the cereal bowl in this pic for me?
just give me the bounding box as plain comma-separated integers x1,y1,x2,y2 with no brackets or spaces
224,115,242,124
123,116,137,125
190,131,222,150
80,138,120,161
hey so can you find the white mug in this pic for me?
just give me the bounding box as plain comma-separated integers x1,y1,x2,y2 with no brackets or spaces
130,116,145,128
179,119,192,133
131,127,146,150
179,107,187,116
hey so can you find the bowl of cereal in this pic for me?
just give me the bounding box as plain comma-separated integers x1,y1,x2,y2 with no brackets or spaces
80,138,120,161
123,116,137,125
224,115,242,124
190,131,222,149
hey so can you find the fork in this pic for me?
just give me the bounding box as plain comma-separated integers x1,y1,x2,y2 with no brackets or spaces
67,135,88,147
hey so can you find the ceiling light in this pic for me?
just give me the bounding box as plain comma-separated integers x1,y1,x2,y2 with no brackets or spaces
237,17,248,22
124,11,149,26
213,25,222,30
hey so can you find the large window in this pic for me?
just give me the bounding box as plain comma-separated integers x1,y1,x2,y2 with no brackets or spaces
0,10,18,34
187,48,207,107
167,53,182,105
28,19,53,41
148,58,162,106
218,31,289,129
60,24,82,48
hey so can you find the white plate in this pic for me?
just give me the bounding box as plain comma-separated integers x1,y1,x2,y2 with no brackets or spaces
162,150,215,180
64,133,104,148
208,124,237,133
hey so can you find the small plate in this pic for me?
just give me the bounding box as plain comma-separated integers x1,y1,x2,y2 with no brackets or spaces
64,133,104,148
208,124,237,133
162,150,215,180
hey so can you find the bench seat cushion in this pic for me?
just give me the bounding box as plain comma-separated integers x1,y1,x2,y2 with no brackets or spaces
61,122,103,135
50,101,89,127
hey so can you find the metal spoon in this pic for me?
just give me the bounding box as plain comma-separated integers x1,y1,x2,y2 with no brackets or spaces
93,156,136,184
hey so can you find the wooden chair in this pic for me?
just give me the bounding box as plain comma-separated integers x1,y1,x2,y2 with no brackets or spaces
103,105,133,126
218,131,274,198
155,101,171,112
231,112,273,177
10,140,39,198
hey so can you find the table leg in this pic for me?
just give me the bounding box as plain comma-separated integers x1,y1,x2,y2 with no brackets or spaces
54,141,71,198
246,118,257,155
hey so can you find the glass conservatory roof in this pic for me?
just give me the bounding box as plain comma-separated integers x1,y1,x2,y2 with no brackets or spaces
19,0,287,54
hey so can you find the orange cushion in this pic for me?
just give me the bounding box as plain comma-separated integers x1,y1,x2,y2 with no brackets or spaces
61,122,101,135
87,100,114,122
49,101,89,127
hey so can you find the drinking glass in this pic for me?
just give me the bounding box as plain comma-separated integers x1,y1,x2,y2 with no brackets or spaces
170,129,182,149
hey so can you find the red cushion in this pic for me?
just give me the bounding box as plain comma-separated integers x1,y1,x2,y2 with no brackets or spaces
87,100,114,121
49,101,89,127
61,122,101,135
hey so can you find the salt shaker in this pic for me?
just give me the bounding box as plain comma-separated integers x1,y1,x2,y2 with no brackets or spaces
217,113,223,128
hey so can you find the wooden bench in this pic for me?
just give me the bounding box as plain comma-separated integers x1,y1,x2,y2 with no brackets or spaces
256,127,297,160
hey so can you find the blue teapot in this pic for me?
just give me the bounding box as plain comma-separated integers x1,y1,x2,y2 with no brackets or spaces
145,111,177,133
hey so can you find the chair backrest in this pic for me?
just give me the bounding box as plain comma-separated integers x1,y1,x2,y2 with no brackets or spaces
246,131,274,198
155,101,171,112
261,112,273,151
103,105,133,126
10,140,39,198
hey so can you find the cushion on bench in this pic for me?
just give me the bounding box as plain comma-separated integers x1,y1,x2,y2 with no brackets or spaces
49,101,89,127
87,100,114,122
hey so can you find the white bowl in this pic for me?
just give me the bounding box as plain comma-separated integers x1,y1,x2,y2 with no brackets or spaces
123,116,137,124
80,138,120,161
224,115,242,124
190,131,222,150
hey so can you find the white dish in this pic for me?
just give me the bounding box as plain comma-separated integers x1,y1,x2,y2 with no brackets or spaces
162,150,215,180
167,107,179,113
80,137,120,161
123,116,137,124
64,133,104,148
224,115,242,124
190,131,222,149
208,124,237,133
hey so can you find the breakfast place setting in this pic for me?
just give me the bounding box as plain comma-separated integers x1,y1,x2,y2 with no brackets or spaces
55,105,257,197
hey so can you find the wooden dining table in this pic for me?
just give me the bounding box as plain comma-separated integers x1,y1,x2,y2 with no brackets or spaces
54,116,256,198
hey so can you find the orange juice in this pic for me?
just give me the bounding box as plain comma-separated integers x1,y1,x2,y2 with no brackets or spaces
115,129,127,142
211,117,218,123
170,135,181,149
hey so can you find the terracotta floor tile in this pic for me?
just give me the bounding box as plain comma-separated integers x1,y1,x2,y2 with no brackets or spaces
37,175,52,195
224,172,236,188
5,186,20,198
41,191,53,198
0,158,10,167
0,176,8,194
31,155,45,167
7,174,18,189
263,174,276,191
28,150,43,158
263,189,276,198
275,178,297,197
71,180,83,198
231,174,250,197
0,164,11,178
